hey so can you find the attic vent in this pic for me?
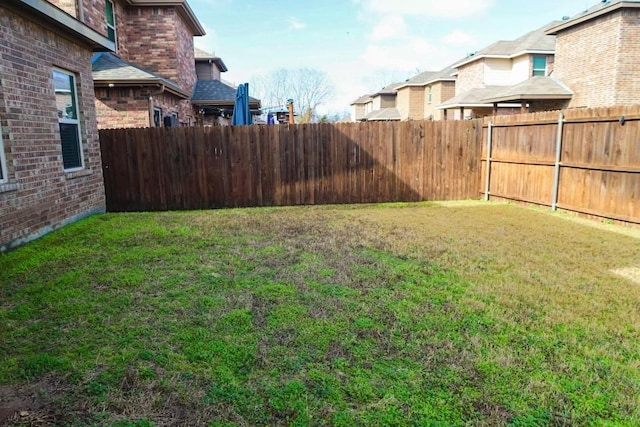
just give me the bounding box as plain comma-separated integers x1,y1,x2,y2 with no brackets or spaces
562,15,570,21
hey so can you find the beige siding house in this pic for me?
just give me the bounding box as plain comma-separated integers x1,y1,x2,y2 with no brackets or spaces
438,22,570,119
395,66,456,121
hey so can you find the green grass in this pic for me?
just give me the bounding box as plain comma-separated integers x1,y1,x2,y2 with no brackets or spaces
1,202,640,426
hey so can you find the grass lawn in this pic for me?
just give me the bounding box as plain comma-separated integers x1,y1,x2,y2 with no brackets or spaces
1,202,640,426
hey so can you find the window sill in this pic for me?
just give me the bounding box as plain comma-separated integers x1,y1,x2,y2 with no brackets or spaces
65,169,93,180
0,182,18,194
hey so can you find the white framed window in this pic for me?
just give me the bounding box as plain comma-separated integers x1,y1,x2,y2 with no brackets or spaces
428,85,433,104
0,130,8,184
105,0,117,46
532,55,547,77
53,68,84,171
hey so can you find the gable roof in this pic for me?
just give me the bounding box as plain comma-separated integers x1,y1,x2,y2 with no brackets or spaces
547,0,640,34
193,47,229,72
482,76,573,103
374,82,404,96
437,86,519,109
351,95,373,105
92,53,188,98
396,64,457,90
192,80,261,107
454,21,559,69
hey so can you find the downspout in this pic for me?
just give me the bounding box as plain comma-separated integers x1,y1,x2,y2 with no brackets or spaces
148,84,165,127
78,0,85,23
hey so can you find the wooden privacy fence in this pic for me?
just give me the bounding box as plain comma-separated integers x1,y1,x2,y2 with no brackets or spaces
99,121,483,212
482,105,640,224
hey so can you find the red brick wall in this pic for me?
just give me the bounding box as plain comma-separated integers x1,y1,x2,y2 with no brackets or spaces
175,13,197,94
615,9,640,105
554,11,622,108
122,6,197,95
455,60,484,95
95,87,150,128
0,8,106,251
95,87,195,129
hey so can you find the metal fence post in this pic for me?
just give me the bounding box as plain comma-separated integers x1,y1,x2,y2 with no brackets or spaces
551,112,564,211
484,122,493,201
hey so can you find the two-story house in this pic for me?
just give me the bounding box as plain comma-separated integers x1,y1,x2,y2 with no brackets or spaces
353,82,403,122
1,0,113,251
545,0,640,109
438,22,564,119
395,65,456,121
350,95,373,122
85,0,205,128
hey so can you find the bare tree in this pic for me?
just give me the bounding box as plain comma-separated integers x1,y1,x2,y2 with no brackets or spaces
250,68,335,123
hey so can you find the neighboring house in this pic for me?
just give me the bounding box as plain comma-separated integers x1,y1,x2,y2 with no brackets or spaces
438,22,562,119
350,95,373,122
546,0,640,109
395,65,456,121
50,0,206,128
354,82,403,122
192,47,261,126
0,0,113,251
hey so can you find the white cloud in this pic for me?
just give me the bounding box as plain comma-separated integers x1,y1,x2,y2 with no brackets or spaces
442,29,476,46
194,24,219,53
361,36,441,70
369,15,407,41
288,17,307,31
360,0,495,19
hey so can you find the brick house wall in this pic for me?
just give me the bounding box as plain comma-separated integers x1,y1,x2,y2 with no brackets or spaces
95,87,150,128
553,11,622,108
425,81,455,121
122,7,197,95
0,8,106,251
397,87,425,120
615,9,640,105
454,60,484,95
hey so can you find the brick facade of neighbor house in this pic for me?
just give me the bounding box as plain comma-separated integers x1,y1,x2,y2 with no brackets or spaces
454,60,484,95
424,82,455,120
82,0,202,128
397,87,425,121
553,8,640,108
123,7,197,94
0,5,109,251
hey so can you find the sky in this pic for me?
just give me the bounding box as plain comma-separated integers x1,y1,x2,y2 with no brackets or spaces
190,0,597,115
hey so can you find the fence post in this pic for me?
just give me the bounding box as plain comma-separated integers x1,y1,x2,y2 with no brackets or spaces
551,112,564,211
484,122,493,201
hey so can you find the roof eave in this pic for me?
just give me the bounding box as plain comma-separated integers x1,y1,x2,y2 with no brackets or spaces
483,94,573,104
546,2,640,34
436,102,522,110
192,100,262,107
4,0,114,52
94,79,189,98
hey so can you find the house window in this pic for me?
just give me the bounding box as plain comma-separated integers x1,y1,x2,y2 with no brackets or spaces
105,0,117,45
532,55,547,77
53,69,84,171
0,130,7,184
153,107,162,127
428,85,433,104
